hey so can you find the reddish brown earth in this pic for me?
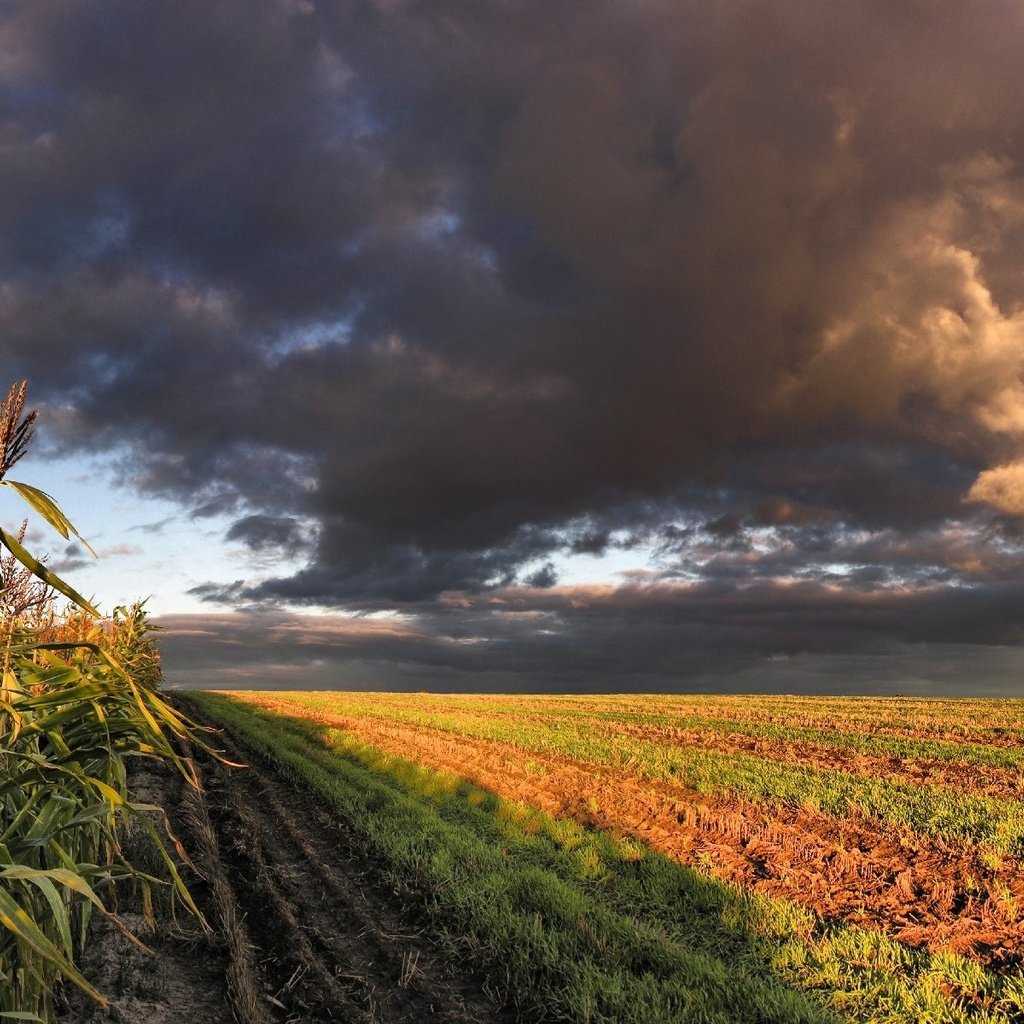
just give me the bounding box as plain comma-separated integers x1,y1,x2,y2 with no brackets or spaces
237,696,1024,971
57,734,514,1024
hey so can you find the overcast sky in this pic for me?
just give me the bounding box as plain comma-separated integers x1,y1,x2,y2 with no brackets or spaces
5,0,1024,694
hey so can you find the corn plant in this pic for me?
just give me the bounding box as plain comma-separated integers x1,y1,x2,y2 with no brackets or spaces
0,380,202,1021
108,600,162,692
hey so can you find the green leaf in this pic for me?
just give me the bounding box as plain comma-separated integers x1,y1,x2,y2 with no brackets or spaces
12,872,73,959
2,480,96,556
0,884,107,1005
0,527,99,616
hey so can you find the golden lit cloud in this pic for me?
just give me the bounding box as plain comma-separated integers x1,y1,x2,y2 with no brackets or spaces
966,461,1024,515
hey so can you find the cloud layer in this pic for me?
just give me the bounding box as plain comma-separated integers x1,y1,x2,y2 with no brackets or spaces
5,1,1024,688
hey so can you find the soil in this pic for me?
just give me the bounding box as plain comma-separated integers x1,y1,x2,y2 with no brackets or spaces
238,697,1024,971
56,728,515,1024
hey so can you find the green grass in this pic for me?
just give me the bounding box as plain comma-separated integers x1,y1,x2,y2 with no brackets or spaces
183,691,1024,1024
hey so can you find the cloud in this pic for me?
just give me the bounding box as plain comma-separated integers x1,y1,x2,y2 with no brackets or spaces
225,514,313,558
966,461,1024,516
522,562,558,589
48,541,91,573
158,588,1024,695
5,1,1024,686
97,543,143,558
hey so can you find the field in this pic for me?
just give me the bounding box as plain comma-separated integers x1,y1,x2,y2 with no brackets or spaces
130,690,1024,1024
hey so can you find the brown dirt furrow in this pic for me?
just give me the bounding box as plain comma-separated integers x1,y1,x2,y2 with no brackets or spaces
249,700,1024,970
737,718,1024,750
195,726,516,1024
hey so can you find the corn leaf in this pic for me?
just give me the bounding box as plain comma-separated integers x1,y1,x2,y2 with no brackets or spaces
2,481,96,557
0,527,99,616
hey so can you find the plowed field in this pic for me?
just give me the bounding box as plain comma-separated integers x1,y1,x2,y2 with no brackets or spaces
171,690,1024,1024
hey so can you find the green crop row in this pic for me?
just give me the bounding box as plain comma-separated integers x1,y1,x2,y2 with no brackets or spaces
334,691,1024,772
433,692,1024,745
238,691,1024,853
534,707,1024,772
0,382,201,1021
184,691,1024,1024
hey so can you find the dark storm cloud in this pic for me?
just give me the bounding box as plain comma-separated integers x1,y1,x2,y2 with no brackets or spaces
49,541,89,574
6,0,1024,686
225,514,313,558
242,520,562,603
159,583,1024,694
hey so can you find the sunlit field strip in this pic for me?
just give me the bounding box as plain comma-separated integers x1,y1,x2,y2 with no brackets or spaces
234,692,1024,852
545,696,1024,744
232,692,1024,805
186,691,1024,1024
333,692,1024,728
432,694,1024,739
284,692,1024,747
576,695,1024,725
431,704,1024,773
336,700,1024,800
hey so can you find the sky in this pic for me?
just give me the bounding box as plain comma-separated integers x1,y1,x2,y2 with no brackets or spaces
5,0,1024,694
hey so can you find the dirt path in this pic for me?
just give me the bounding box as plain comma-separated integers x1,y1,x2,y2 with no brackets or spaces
57,730,513,1024
54,754,232,1024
